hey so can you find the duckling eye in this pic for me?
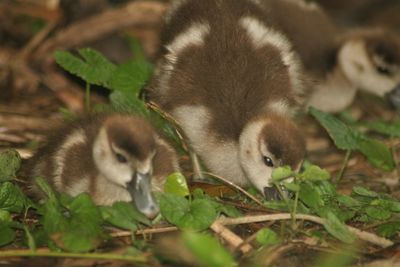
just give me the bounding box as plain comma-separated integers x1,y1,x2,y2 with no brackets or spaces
263,156,274,167
115,153,127,163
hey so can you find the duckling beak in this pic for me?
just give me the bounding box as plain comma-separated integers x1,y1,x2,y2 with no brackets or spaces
127,172,159,218
386,84,400,111
263,185,289,201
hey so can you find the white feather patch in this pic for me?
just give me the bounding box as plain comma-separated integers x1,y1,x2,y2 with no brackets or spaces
53,129,86,190
239,16,304,97
165,0,189,23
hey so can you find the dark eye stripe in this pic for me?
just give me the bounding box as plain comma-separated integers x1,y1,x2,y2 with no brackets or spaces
116,153,128,163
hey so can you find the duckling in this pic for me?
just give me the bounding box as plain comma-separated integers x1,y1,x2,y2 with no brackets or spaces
147,0,306,199
24,113,179,218
251,0,400,113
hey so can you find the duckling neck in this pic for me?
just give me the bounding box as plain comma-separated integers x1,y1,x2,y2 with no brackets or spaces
306,66,358,113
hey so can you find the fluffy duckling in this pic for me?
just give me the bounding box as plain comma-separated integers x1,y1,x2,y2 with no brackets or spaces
148,0,306,199
24,113,179,218
252,0,400,113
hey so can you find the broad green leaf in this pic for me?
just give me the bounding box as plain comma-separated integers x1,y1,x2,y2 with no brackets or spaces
100,201,151,231
309,107,359,150
109,90,148,116
164,172,190,197
365,206,391,220
376,221,400,238
313,181,337,198
191,188,241,217
256,228,280,246
337,195,361,208
0,210,11,222
352,186,378,198
300,165,330,182
0,150,21,181
282,182,300,192
54,49,116,87
272,166,293,182
361,120,400,137
323,212,355,243
160,194,217,231
182,231,235,267
0,223,15,246
109,60,152,95
357,138,395,171
299,182,324,210
0,182,26,213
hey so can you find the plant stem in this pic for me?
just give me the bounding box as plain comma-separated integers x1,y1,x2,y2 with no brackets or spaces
85,83,91,112
0,249,147,263
291,181,300,230
335,150,352,184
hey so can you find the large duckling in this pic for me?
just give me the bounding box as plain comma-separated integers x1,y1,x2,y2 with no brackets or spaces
252,0,400,113
147,0,306,199
24,113,179,218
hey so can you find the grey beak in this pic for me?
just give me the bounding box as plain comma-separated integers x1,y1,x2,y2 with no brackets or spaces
263,185,289,201
386,84,400,111
127,172,159,218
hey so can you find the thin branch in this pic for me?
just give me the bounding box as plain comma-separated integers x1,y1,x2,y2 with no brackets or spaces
210,221,253,254
218,213,393,248
201,171,265,207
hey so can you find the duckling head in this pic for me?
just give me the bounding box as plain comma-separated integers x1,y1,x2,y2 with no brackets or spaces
338,29,400,99
239,113,305,200
92,114,158,218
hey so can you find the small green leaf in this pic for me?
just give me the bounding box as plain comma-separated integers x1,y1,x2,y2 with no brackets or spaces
109,90,148,116
0,150,21,182
357,138,395,171
24,225,36,251
0,210,11,222
100,201,151,231
0,182,27,213
54,49,116,87
299,182,324,210
272,166,293,182
300,165,330,182
352,186,378,198
35,177,58,203
365,206,391,220
160,194,217,231
337,195,361,208
164,172,190,197
182,231,235,267
323,212,355,243
282,182,300,192
376,221,400,238
0,223,15,246
256,228,280,246
361,120,400,137
309,107,359,150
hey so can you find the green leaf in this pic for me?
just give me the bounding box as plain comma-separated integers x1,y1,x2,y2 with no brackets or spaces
256,228,280,246
35,176,59,203
337,195,361,208
0,210,11,222
182,231,235,267
309,107,359,150
0,150,21,182
299,182,324,210
272,166,293,182
54,49,116,87
109,60,152,95
0,223,15,246
164,172,190,197
109,90,148,116
191,188,241,217
357,138,395,171
282,182,300,192
352,186,378,198
0,182,27,213
24,225,36,251
160,194,217,231
100,201,151,231
323,212,355,243
376,221,400,238
300,165,330,182
361,120,400,137
365,206,391,220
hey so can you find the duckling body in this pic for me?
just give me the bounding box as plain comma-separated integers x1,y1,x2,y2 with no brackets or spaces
253,0,400,112
24,113,179,217
148,0,306,197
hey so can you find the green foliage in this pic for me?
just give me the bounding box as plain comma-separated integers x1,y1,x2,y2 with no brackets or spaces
164,172,190,197
256,228,280,246
0,150,21,182
182,231,236,267
0,223,15,246
0,181,27,213
309,107,395,171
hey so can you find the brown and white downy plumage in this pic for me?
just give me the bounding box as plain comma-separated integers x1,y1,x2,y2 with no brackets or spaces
251,0,400,113
24,113,179,218
147,0,306,199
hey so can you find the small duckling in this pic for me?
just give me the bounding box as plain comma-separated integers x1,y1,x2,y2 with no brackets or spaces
148,0,306,199
252,0,400,112
24,113,179,218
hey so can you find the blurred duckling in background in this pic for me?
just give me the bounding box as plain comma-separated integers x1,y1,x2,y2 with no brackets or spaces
23,113,179,218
